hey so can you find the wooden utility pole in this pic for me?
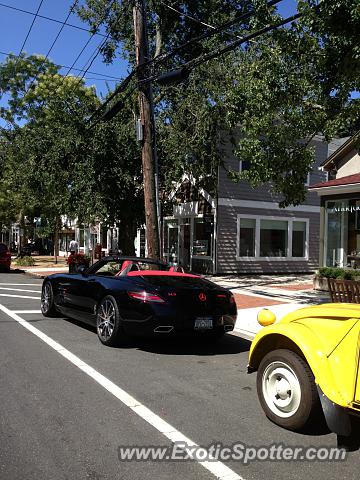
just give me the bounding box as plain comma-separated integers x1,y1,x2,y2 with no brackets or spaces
133,0,160,259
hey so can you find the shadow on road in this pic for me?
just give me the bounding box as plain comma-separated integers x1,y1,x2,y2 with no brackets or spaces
54,316,251,356
136,334,251,356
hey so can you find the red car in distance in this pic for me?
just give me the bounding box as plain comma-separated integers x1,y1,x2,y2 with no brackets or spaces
0,243,11,272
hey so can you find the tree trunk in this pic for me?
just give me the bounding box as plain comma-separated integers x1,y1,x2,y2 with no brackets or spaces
118,221,137,256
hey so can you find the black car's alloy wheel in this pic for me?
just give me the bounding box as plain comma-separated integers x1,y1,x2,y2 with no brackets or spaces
96,295,122,346
41,281,58,317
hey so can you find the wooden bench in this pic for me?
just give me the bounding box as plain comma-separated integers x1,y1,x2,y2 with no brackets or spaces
327,278,360,303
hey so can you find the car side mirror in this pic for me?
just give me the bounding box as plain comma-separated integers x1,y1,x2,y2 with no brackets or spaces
77,265,87,275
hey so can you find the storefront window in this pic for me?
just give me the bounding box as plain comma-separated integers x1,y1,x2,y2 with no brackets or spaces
192,217,213,257
79,227,85,249
260,219,288,257
325,199,360,267
163,219,179,264
238,216,307,259
239,218,255,257
292,221,306,257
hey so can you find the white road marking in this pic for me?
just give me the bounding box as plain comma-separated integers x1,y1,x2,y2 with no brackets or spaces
0,303,243,480
12,310,42,314
0,283,42,286
0,287,42,293
0,294,40,300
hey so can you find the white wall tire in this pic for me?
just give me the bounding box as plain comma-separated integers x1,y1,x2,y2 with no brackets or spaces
257,349,321,431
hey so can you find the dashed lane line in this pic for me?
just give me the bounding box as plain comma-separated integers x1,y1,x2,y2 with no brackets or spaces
0,294,41,300
0,287,42,294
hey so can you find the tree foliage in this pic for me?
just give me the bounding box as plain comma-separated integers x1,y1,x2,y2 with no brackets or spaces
0,54,143,253
75,0,360,206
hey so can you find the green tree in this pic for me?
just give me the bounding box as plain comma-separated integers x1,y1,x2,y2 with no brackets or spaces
0,53,144,255
76,0,360,206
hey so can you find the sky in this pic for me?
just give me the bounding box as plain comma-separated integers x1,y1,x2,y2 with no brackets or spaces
0,0,298,99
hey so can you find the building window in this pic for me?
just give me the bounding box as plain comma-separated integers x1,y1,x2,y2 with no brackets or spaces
260,219,288,257
237,215,308,260
239,160,251,172
324,199,360,268
292,221,306,257
192,216,213,257
239,218,256,257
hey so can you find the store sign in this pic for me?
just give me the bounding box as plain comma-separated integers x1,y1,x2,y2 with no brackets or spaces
173,202,198,217
327,205,360,213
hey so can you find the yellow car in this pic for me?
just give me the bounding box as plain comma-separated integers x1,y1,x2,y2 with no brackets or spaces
248,303,360,436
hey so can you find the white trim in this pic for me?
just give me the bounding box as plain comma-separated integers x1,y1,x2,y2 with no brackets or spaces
218,198,320,213
236,214,309,261
198,188,216,208
168,173,216,208
311,183,360,196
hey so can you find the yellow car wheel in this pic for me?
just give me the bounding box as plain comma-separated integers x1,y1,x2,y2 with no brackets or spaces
257,349,321,431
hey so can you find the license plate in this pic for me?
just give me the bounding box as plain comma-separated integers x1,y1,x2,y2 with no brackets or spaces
194,317,213,330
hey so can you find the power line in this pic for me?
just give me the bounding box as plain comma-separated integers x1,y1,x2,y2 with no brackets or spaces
188,12,303,70
17,0,45,58
149,11,303,85
160,1,222,32
25,1,81,93
0,50,122,80
63,0,117,77
86,0,281,125
159,1,254,43
0,2,107,38
76,32,112,83
147,0,282,71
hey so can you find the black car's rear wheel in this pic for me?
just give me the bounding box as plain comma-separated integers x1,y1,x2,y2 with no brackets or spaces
41,281,58,317
96,295,123,346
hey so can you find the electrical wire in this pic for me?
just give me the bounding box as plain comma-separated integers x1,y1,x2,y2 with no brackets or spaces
25,1,81,93
160,0,251,42
0,50,121,80
17,0,45,58
86,0,282,125
63,0,117,78
141,11,303,85
0,2,107,38
147,0,282,71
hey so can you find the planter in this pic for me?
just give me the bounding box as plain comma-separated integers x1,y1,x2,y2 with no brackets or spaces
313,275,329,291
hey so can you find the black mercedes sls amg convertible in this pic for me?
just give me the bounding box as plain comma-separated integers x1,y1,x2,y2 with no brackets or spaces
40,256,237,346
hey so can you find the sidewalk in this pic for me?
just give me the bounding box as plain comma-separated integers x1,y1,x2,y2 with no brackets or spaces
206,273,329,340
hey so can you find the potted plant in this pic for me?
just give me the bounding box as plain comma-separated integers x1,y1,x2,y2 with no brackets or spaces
67,252,90,273
313,267,360,290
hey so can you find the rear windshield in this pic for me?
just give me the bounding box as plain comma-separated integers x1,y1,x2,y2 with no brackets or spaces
141,275,218,289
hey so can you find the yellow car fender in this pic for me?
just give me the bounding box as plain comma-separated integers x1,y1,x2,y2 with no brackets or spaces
248,322,349,408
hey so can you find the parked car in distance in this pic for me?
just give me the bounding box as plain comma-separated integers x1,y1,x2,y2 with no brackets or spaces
248,304,360,437
41,256,237,346
0,243,11,272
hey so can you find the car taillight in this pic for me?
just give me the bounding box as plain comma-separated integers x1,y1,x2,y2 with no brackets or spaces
217,294,227,298
128,291,166,303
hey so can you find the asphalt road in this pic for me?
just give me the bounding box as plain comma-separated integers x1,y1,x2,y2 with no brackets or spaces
0,272,358,480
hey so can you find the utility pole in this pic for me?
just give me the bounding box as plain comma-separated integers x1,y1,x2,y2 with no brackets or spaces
133,0,160,259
